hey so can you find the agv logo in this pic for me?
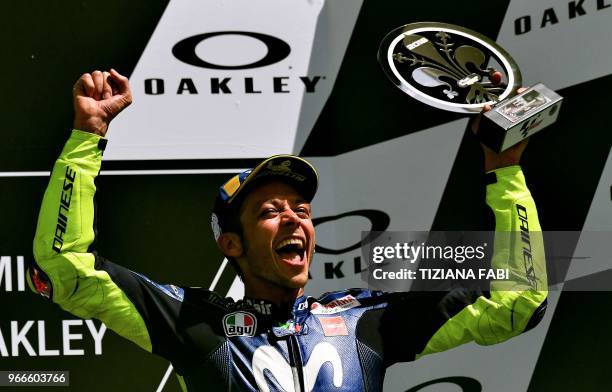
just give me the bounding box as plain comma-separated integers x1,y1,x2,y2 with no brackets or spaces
223,311,257,337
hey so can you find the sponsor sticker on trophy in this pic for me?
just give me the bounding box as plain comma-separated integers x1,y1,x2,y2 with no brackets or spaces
378,22,562,152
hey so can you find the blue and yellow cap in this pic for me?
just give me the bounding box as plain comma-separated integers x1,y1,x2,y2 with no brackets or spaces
211,155,318,241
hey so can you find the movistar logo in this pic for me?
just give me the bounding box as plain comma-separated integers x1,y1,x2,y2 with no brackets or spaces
252,342,343,392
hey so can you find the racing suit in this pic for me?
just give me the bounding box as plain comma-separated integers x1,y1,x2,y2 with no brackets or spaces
28,130,548,391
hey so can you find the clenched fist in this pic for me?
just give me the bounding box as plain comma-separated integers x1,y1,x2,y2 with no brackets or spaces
72,69,132,137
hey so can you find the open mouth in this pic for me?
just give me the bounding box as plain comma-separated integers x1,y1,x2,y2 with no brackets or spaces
275,238,306,265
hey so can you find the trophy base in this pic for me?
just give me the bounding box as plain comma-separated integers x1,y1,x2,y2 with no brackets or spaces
477,83,563,152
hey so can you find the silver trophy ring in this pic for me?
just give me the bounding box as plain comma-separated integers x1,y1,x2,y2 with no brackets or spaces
378,22,522,114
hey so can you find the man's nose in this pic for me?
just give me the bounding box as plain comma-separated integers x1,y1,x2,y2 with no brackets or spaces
280,209,301,226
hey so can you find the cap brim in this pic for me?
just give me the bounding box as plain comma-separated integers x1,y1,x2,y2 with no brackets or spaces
227,155,319,205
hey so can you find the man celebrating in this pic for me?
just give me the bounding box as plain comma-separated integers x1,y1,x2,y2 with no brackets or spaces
29,69,547,391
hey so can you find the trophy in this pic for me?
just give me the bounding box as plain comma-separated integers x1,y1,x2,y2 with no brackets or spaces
378,22,562,152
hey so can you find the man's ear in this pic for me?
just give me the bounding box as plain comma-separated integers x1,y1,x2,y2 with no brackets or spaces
217,233,244,258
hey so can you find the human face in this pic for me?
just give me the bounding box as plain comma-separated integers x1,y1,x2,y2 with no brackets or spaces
238,181,315,292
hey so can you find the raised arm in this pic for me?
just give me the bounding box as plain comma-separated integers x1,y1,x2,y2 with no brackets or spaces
367,98,548,365
413,165,547,358
27,70,158,351
413,98,548,357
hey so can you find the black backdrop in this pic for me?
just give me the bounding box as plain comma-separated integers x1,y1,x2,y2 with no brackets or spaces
1,1,611,391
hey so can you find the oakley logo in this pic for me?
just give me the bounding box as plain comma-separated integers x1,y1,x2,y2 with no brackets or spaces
172,31,291,70
252,342,343,392
313,210,390,255
406,376,482,392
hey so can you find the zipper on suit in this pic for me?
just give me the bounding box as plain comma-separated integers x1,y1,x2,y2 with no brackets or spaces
287,334,305,392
